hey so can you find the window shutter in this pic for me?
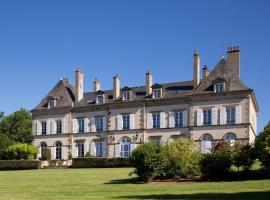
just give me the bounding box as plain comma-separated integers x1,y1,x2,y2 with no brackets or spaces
90,117,96,132
196,109,203,126
130,114,135,129
53,120,57,134
168,112,175,128
62,146,67,160
115,144,121,157
73,119,78,133
46,120,50,135
102,142,107,157
211,108,218,125
62,119,65,134
90,142,96,157
201,141,206,153
84,118,89,133
72,143,77,158
103,117,107,131
84,142,89,156
236,106,241,124
51,146,56,160
183,110,188,127
130,143,137,155
37,121,42,135
117,115,123,130
147,113,153,129
160,112,165,128
220,107,226,125
38,146,41,159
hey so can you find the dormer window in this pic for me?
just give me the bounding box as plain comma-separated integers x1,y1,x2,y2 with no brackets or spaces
153,89,161,98
123,91,130,101
48,100,56,108
96,95,104,104
214,83,224,93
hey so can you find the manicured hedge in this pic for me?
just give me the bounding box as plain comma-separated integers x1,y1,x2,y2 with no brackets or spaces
72,157,130,168
0,160,41,170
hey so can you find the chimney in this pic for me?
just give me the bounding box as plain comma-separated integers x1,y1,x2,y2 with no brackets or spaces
113,74,120,99
75,67,84,102
202,65,209,79
193,49,200,89
227,46,240,77
146,70,153,95
93,78,100,92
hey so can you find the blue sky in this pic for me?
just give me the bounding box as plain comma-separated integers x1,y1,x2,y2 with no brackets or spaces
0,0,269,132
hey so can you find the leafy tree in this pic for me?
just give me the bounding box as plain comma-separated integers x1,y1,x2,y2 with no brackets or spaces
6,143,39,160
255,121,270,170
163,138,201,179
0,133,14,159
0,108,32,143
0,112,4,121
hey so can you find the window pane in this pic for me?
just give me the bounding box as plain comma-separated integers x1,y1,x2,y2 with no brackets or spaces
123,115,130,130
153,113,160,128
203,109,212,125
95,117,103,132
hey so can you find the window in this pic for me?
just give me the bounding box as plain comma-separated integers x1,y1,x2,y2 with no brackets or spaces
77,118,84,133
214,83,224,93
77,143,84,157
226,107,236,124
121,138,131,158
48,100,55,108
41,121,46,135
201,134,213,153
55,142,62,160
123,91,130,101
153,113,160,128
95,116,103,132
224,133,236,146
95,142,103,157
175,111,183,127
153,89,161,98
203,109,212,125
122,115,130,130
149,138,162,145
56,120,62,134
96,95,104,103
40,143,47,160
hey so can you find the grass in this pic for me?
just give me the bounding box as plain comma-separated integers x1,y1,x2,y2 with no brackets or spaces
0,168,269,200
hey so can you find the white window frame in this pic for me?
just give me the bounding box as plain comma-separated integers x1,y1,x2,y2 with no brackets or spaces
96,95,104,104
122,91,130,101
214,83,225,93
203,108,212,126
122,114,130,130
48,100,56,109
152,113,160,129
153,89,161,98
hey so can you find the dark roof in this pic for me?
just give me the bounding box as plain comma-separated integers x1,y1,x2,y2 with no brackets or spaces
121,86,132,91
151,83,162,89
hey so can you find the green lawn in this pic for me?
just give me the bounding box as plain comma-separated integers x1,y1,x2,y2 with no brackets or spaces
0,168,269,200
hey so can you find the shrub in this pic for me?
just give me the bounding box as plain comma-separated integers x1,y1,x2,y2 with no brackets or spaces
0,133,14,160
163,138,201,179
129,142,166,182
0,160,41,170
44,148,51,161
212,141,232,156
200,153,232,180
6,143,39,160
72,157,130,168
84,152,92,158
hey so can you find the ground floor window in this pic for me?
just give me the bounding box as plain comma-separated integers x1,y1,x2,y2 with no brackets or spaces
77,143,84,157
40,142,47,160
95,142,103,157
224,133,236,146
121,138,131,158
201,134,213,153
55,142,62,160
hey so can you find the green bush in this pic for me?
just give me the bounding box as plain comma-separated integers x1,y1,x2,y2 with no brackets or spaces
200,153,232,180
0,160,41,170
72,157,130,168
6,143,39,160
44,148,51,161
84,152,92,158
129,142,166,182
163,138,201,179
0,133,14,160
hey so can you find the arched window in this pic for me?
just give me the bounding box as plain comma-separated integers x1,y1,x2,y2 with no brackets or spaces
224,133,236,146
201,134,213,153
40,142,47,160
55,142,62,160
121,138,131,158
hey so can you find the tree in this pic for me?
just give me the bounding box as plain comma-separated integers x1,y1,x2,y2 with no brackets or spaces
233,142,255,172
0,133,14,159
0,108,32,143
6,143,39,160
255,121,270,170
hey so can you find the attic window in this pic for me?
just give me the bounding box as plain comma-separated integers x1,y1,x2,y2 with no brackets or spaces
153,89,161,98
96,95,104,104
214,83,225,93
48,100,56,108
122,91,130,101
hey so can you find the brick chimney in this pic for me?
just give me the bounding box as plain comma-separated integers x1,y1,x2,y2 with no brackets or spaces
75,67,84,102
93,78,100,92
227,46,240,78
193,49,200,89
146,70,153,96
202,65,209,79
113,74,120,99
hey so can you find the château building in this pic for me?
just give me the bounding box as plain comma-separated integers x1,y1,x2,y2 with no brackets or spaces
31,47,258,160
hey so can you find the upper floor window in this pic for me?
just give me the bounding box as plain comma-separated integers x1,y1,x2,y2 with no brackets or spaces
152,113,160,129
153,89,161,98
77,142,84,157
95,116,103,132
175,111,183,127
214,83,224,93
122,115,130,130
56,120,62,134
48,100,56,108
122,91,130,101
226,107,236,124
96,95,104,104
203,109,212,125
41,121,46,135
77,118,84,133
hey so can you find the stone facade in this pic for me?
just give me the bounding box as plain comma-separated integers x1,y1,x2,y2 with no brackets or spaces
31,46,259,160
